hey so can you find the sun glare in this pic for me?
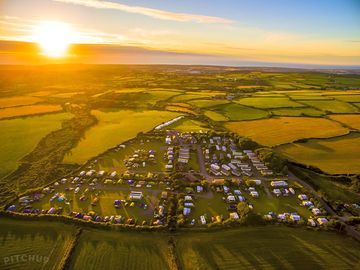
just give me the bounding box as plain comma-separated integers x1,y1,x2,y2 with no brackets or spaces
33,21,73,57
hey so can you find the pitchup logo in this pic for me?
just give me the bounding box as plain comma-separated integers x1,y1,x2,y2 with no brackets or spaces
2,254,49,267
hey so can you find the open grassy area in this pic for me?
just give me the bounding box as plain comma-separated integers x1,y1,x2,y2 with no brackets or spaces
234,97,304,109
0,218,77,270
204,110,229,121
68,229,171,270
95,139,166,173
329,114,360,130
168,118,210,132
300,100,359,113
0,112,72,178
188,99,230,108
31,186,161,222
217,103,269,121
0,104,63,119
225,117,349,146
278,133,360,174
63,110,180,164
271,107,325,117
0,96,42,108
175,227,360,269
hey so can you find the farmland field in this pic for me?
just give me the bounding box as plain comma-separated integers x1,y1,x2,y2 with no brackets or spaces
0,112,72,178
0,96,42,108
175,227,360,270
0,218,77,270
204,110,228,121
225,117,349,146
218,103,269,120
277,133,360,174
68,229,171,270
168,118,210,132
0,104,63,119
234,97,304,109
329,114,360,130
300,100,359,113
188,99,229,108
271,107,324,117
63,110,180,164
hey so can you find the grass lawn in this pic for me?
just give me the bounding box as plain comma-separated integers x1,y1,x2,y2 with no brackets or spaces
301,100,359,113
188,99,230,108
225,117,349,146
277,133,360,174
204,110,229,121
0,112,72,178
63,109,180,164
68,229,171,270
0,104,63,119
168,118,210,132
95,139,166,173
218,103,269,120
271,107,324,117
329,114,360,130
0,217,77,270
0,96,42,108
175,226,360,269
234,97,304,109
186,192,229,223
30,185,161,222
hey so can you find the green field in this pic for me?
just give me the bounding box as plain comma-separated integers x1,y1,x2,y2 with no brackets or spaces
63,110,180,164
225,117,349,146
217,103,269,120
278,133,360,174
95,139,166,173
204,110,229,121
301,100,359,113
329,114,360,130
188,99,230,108
175,227,360,269
234,97,304,109
271,107,325,117
168,118,210,132
31,186,160,222
68,229,171,270
0,218,77,270
0,112,72,178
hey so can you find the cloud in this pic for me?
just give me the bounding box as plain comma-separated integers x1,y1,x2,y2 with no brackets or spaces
53,0,234,24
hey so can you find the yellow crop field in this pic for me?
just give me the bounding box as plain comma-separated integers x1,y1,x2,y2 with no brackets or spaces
0,96,42,108
225,117,349,146
278,133,360,174
329,114,360,130
0,104,63,119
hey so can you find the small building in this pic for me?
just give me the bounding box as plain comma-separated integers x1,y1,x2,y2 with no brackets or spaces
184,195,193,201
308,219,316,227
250,191,259,198
317,217,328,225
290,213,301,222
311,208,322,216
302,201,314,207
298,194,308,201
129,191,143,200
270,180,288,187
227,195,236,203
273,189,281,196
183,207,191,215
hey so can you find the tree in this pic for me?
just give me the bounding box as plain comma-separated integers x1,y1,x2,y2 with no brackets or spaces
237,202,250,218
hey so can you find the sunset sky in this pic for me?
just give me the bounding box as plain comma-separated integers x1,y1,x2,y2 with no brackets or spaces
1,0,359,66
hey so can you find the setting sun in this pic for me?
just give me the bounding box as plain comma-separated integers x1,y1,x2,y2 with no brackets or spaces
33,21,73,57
